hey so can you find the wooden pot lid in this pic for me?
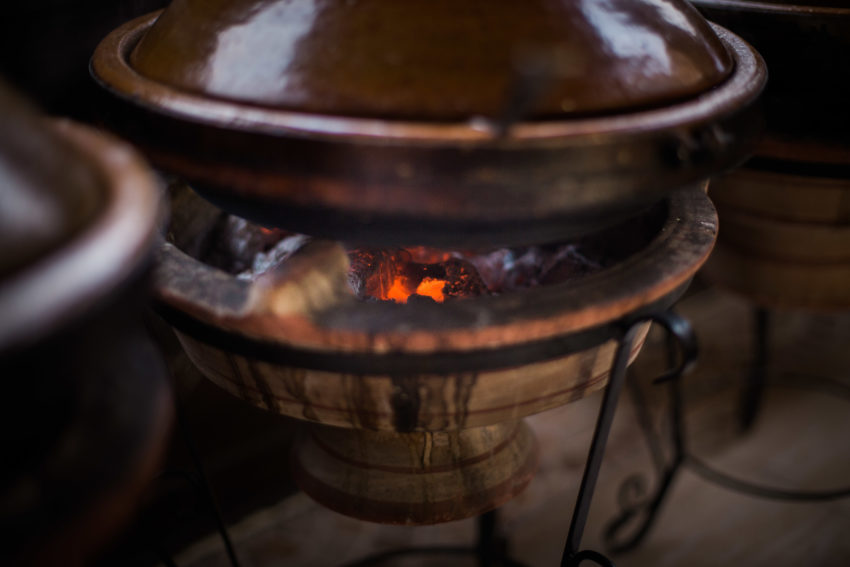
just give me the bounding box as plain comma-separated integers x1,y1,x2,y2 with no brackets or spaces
0,107,162,353
128,0,731,121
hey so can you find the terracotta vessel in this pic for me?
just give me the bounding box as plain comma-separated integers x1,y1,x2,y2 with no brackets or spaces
156,185,717,524
90,0,760,525
0,85,169,566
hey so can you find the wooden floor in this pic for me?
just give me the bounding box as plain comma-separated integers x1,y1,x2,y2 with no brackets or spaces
172,285,850,567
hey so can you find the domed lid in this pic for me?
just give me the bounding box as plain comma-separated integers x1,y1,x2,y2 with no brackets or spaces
0,85,102,279
129,0,733,120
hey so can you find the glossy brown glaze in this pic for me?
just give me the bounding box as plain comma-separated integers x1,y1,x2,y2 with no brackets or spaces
130,0,732,120
0,119,162,352
93,18,763,246
0,84,103,279
0,112,168,563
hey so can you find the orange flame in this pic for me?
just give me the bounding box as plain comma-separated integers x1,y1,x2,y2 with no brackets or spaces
415,277,447,302
348,247,483,304
386,277,413,303
381,275,447,303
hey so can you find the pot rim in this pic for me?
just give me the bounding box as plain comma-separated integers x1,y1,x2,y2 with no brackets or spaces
154,185,716,363
0,121,162,352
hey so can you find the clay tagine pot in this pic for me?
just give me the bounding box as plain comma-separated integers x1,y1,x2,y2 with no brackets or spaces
0,84,170,566
155,184,717,524
92,0,765,247
90,0,762,526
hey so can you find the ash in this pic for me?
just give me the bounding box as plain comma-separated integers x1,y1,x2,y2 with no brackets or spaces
346,244,602,302
202,214,602,302
200,215,311,278
466,245,601,293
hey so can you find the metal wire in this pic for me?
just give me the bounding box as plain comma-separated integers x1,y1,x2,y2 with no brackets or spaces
342,546,530,567
176,409,242,567
604,306,850,555
685,454,850,502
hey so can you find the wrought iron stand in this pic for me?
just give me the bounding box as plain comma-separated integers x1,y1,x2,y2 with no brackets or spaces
604,305,850,555
569,311,695,562
162,309,699,567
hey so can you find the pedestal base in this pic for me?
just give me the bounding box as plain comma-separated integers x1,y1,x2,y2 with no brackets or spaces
292,421,539,525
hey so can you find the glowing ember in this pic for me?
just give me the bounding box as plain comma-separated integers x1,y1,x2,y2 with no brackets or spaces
196,209,605,303
386,277,413,303
347,247,486,304
415,278,447,302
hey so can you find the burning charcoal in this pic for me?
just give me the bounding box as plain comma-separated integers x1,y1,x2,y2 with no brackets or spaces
538,244,601,285
346,248,377,298
347,248,412,301
165,180,222,258
466,247,545,293
465,249,512,292
347,240,598,303
204,215,289,273
441,258,488,299
407,293,441,306
406,246,453,264
238,234,311,280
503,247,547,291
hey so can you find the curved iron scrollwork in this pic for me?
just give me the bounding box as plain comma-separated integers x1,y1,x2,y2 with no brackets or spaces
561,311,697,567
564,549,616,567
601,310,697,555
604,305,850,557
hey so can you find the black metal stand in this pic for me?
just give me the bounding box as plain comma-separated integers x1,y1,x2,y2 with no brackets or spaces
686,305,850,502
739,307,769,431
176,409,243,567
165,310,698,567
146,407,243,567
604,305,850,555
341,509,526,567
569,312,697,559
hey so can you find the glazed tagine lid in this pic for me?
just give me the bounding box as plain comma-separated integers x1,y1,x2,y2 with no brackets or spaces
129,0,732,120
92,0,765,246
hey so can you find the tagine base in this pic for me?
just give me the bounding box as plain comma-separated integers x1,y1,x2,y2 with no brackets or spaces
292,421,539,526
